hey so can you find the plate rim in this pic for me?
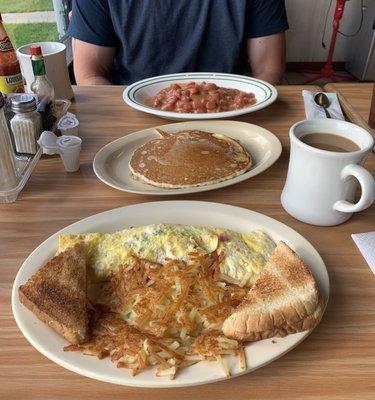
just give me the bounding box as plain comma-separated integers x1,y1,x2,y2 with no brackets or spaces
11,200,329,388
123,72,278,120
92,120,282,195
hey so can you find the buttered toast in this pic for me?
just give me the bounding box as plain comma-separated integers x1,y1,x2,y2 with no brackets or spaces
19,242,88,344
222,241,324,341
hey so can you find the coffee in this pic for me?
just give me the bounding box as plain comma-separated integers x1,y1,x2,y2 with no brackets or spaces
300,133,360,153
282,119,374,226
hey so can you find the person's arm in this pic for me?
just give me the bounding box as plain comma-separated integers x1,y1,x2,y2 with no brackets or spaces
73,39,115,85
247,32,286,85
245,0,288,85
68,0,117,85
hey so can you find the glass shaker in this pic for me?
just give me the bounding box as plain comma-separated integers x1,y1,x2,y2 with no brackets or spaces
0,92,18,191
10,94,42,155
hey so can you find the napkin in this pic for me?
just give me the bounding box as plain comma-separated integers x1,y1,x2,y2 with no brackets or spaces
302,90,345,120
352,232,375,276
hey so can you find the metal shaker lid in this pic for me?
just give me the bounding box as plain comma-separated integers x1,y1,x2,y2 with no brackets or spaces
11,94,37,113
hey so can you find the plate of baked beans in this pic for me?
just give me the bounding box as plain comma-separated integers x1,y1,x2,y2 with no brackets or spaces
123,73,277,120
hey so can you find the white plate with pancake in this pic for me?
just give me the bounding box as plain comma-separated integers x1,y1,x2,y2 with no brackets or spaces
93,120,282,195
12,201,329,388
123,72,277,120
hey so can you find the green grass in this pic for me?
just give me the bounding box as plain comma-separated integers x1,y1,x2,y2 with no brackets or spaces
4,22,58,48
0,0,53,13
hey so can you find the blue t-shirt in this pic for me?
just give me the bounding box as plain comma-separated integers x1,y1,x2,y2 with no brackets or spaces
68,0,288,84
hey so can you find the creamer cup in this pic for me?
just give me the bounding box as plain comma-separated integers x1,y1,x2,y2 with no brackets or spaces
57,112,79,136
56,136,82,172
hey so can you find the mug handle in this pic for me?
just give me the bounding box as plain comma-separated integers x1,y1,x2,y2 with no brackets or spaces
333,164,375,213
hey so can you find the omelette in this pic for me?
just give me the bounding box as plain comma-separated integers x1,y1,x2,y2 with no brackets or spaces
58,223,275,287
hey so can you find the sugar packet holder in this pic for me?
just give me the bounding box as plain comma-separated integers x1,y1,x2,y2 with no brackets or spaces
37,131,82,172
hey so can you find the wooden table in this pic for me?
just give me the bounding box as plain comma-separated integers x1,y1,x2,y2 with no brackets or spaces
1,85,374,400
324,82,374,124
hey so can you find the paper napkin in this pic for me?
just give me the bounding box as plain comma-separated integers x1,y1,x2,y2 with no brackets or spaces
302,90,345,120
352,232,375,276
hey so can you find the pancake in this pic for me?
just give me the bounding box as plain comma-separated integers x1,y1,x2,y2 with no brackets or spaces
129,129,252,188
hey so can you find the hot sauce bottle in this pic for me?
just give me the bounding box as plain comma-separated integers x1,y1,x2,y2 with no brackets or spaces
30,45,55,106
0,13,24,94
30,45,55,129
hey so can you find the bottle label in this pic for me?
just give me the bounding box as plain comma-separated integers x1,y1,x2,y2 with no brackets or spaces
0,73,24,94
0,36,14,52
31,58,46,76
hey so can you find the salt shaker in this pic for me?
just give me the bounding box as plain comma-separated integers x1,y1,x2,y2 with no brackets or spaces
0,93,18,191
10,94,42,155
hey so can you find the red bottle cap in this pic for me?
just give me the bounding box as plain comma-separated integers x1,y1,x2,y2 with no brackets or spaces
29,45,42,56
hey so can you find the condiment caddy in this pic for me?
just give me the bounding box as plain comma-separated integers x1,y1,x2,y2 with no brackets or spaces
0,21,77,203
0,94,71,203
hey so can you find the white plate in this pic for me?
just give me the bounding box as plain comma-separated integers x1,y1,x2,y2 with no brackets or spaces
123,73,277,120
12,201,329,388
93,120,282,195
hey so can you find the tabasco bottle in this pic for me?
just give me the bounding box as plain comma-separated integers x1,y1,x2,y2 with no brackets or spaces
0,13,24,94
30,45,55,107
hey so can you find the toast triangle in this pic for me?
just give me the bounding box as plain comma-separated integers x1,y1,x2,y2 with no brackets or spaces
222,241,324,341
19,242,88,344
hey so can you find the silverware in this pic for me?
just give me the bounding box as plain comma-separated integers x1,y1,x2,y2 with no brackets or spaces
314,92,331,118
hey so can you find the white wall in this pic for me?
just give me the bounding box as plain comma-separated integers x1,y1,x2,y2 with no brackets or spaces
285,0,366,62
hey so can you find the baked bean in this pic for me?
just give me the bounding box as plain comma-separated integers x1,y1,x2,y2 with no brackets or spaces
181,102,192,112
206,83,217,90
195,107,206,113
209,92,220,102
206,100,216,110
161,103,174,111
145,82,257,113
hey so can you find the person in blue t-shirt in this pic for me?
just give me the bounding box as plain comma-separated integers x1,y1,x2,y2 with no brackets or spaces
68,0,288,86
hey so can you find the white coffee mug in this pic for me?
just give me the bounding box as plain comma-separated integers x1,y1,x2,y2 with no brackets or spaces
281,119,375,226
16,42,73,100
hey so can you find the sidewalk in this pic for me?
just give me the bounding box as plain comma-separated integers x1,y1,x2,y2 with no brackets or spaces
2,11,55,24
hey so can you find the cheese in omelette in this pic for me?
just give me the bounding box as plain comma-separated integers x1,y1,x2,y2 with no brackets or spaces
58,223,275,287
